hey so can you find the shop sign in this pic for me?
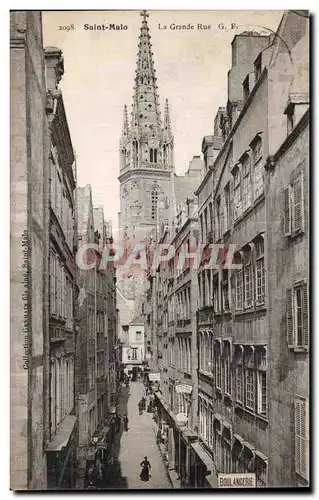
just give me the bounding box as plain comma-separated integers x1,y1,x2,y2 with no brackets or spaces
175,384,192,394
218,473,256,488
149,372,160,381
176,413,188,424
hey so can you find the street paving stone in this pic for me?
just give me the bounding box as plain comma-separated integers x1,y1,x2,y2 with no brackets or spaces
105,381,172,489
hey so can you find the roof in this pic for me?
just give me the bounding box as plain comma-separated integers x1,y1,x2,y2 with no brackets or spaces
130,314,144,325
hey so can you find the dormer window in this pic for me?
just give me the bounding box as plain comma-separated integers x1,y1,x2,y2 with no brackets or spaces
254,54,262,82
243,75,250,102
284,93,309,136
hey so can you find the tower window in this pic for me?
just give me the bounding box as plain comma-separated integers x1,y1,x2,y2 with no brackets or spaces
151,189,158,220
139,114,143,118
150,148,158,163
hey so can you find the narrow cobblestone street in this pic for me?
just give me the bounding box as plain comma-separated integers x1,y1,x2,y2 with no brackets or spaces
104,381,172,489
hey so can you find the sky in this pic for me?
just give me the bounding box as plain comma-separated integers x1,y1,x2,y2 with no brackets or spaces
42,10,283,231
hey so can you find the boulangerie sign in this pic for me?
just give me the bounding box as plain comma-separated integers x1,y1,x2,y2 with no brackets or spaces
10,8,309,491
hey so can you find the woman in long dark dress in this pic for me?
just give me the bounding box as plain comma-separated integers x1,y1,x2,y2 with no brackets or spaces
140,456,151,481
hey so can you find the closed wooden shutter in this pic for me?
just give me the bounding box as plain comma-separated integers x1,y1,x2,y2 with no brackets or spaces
303,281,309,347
295,397,309,480
284,185,292,236
286,288,294,347
293,174,303,232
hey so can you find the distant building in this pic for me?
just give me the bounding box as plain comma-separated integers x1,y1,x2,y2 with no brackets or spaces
75,185,118,487
121,316,145,379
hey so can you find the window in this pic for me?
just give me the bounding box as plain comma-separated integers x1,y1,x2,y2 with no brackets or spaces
50,252,57,315
235,269,243,310
213,274,220,313
286,105,295,135
151,188,158,220
255,237,266,304
215,196,221,240
242,155,252,211
284,173,304,236
204,207,208,241
257,371,267,416
233,167,242,220
252,138,263,200
287,281,308,348
254,54,262,82
224,184,230,232
294,397,309,481
132,348,138,360
244,249,253,308
224,439,232,473
245,368,255,411
224,342,231,396
244,347,255,411
222,270,230,312
136,331,141,341
235,347,244,404
215,342,222,390
214,420,223,471
243,75,250,102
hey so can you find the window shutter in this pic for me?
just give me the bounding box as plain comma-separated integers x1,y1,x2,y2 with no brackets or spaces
295,398,301,475
302,281,309,347
293,175,302,232
286,288,294,347
284,185,292,236
295,398,309,480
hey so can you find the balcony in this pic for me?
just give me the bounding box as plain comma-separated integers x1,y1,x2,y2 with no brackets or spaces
176,318,192,330
198,306,214,325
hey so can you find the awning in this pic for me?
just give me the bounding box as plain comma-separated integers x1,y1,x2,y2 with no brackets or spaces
191,441,216,474
255,450,268,462
47,415,77,452
205,472,218,488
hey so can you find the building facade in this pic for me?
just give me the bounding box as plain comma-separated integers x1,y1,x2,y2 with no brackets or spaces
76,186,118,487
194,10,309,488
45,46,78,490
121,316,145,379
10,10,49,490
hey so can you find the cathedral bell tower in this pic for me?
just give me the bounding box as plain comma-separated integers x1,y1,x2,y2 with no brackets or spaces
119,10,175,247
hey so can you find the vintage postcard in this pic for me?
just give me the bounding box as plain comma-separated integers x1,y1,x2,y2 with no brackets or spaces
10,9,310,490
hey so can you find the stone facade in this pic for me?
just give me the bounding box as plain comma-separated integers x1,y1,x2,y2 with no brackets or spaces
10,11,49,490
194,10,309,489
141,9,309,490
75,185,118,487
45,46,78,490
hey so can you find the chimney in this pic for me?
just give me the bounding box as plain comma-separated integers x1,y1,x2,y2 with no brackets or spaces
228,33,270,104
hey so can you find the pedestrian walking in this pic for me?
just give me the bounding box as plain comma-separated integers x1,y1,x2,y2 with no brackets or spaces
140,456,151,481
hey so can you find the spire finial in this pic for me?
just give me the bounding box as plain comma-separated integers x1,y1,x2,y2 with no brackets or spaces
121,104,129,143
164,98,172,134
140,10,149,22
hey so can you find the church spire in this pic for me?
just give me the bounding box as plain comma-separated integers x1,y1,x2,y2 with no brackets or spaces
131,10,161,132
163,98,172,140
120,104,129,146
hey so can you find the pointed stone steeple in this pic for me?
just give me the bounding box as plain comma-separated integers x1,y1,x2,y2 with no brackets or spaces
131,10,161,133
120,105,129,146
163,98,172,141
